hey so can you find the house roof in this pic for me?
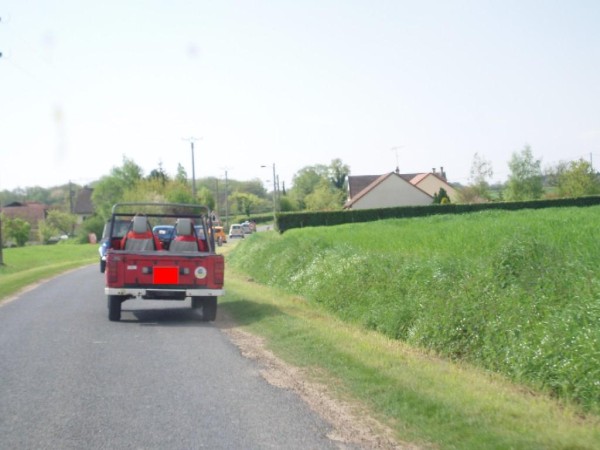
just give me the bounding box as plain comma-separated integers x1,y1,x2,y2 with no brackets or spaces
73,187,94,215
344,172,432,209
347,175,381,199
1,201,48,223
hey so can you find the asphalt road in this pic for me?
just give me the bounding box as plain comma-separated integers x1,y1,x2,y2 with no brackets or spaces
0,265,343,449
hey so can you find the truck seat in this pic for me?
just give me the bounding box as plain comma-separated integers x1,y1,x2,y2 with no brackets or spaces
121,215,157,251
169,218,199,252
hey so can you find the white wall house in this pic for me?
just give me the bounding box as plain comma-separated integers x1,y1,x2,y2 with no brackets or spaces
344,172,433,210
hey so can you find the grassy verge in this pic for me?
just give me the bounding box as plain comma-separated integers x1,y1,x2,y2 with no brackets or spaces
227,207,600,414
0,242,98,301
220,267,600,449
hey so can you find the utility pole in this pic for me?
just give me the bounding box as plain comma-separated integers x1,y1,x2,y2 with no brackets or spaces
182,137,201,200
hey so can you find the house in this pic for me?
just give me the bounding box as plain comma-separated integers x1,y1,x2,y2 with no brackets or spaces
73,186,94,224
344,167,458,210
344,172,433,210
1,201,49,240
408,168,459,203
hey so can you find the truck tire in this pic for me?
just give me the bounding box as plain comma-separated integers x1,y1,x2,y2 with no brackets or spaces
202,297,217,322
192,296,217,321
100,259,106,273
108,295,122,321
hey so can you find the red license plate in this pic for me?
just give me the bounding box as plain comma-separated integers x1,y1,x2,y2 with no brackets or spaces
153,266,179,284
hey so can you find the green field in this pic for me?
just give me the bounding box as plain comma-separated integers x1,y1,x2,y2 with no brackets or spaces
228,207,600,415
0,242,98,300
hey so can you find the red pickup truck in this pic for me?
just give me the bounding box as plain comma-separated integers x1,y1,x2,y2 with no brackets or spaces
103,203,225,322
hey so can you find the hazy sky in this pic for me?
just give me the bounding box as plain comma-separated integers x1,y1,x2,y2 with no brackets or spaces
1,1,599,191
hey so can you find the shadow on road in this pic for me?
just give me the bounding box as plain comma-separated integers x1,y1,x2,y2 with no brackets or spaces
120,306,212,326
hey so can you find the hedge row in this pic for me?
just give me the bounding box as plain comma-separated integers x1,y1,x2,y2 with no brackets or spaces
275,196,600,232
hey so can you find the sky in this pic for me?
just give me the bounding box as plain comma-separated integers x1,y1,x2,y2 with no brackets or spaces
1,1,599,192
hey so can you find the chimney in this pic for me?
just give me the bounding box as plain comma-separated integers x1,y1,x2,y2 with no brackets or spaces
432,168,436,173
440,166,446,180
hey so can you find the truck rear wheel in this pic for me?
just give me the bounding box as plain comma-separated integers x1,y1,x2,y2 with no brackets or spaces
108,295,123,321
202,297,217,322
192,296,217,321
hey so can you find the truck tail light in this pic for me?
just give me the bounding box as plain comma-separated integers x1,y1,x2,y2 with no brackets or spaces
213,257,224,285
107,259,118,284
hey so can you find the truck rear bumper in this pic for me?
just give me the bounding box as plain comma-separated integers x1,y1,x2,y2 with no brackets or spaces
105,287,224,297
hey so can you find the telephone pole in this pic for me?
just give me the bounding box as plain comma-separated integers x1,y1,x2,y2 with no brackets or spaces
182,137,201,199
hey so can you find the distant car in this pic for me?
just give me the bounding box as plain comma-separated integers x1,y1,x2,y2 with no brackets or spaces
241,222,252,235
213,226,227,245
229,224,245,239
153,225,175,249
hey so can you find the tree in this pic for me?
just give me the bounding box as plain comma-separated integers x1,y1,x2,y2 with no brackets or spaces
556,159,600,197
504,145,543,201
229,192,264,217
92,157,145,219
466,153,494,201
289,165,329,210
175,163,188,184
329,158,350,191
44,210,77,236
197,186,215,211
433,187,451,204
148,162,170,185
5,217,31,246
304,179,345,211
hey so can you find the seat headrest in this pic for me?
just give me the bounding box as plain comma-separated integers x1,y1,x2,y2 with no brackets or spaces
175,218,193,236
132,216,148,233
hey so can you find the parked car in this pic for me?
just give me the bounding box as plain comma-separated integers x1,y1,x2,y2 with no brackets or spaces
229,224,245,239
241,222,252,235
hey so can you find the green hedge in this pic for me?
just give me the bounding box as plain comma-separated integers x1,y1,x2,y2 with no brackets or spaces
275,196,600,232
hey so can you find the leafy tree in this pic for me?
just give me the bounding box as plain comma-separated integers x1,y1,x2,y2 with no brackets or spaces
92,156,145,219
148,162,170,185
5,217,31,246
556,159,600,197
304,179,345,211
465,153,494,201
278,195,296,212
45,210,77,235
229,192,264,217
504,145,543,201
175,163,188,184
165,179,194,204
197,186,215,210
433,187,451,204
289,165,329,210
329,158,350,191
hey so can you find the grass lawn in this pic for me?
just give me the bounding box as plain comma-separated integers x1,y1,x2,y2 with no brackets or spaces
0,242,98,301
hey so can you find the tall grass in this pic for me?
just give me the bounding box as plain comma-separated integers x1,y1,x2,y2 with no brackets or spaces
228,207,600,413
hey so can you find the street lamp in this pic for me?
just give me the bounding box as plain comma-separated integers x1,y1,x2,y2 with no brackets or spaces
261,163,278,219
